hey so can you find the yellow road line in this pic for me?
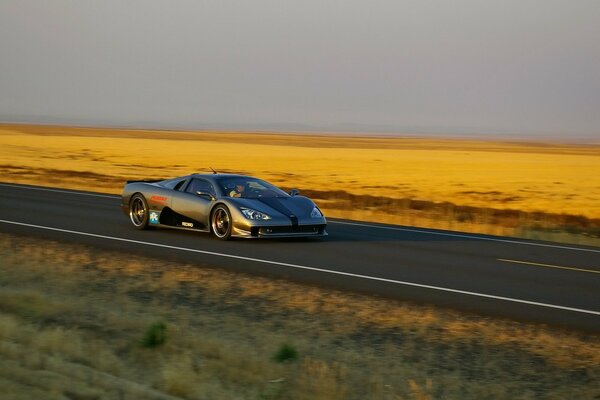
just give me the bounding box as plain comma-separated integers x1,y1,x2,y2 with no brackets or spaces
498,259,600,274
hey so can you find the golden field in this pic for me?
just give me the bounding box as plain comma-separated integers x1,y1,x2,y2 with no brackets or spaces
1,233,598,399
1,124,599,242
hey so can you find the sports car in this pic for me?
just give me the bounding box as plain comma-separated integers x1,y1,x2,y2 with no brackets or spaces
121,173,327,239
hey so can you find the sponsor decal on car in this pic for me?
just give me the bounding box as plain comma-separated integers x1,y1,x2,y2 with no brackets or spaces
181,221,193,228
150,195,168,205
149,211,160,224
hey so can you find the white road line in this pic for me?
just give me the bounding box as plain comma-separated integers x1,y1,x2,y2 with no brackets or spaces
498,258,600,274
0,183,119,199
1,219,599,317
2,182,599,253
330,220,600,253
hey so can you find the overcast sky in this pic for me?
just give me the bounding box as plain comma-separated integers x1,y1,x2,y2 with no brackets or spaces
1,1,599,138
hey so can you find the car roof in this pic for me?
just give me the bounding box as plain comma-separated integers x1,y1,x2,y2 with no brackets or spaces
189,173,248,180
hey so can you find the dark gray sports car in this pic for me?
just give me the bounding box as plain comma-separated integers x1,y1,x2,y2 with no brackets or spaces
121,173,327,240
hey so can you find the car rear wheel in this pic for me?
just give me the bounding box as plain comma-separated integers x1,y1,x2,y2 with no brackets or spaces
129,193,150,229
211,205,232,240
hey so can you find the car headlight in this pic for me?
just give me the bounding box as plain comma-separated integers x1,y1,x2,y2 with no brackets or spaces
240,207,271,220
310,207,323,218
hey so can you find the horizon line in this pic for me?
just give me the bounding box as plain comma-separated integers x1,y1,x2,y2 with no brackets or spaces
1,119,598,145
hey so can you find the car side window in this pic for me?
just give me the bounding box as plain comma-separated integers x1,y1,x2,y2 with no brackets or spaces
162,178,187,190
173,180,187,191
186,179,216,197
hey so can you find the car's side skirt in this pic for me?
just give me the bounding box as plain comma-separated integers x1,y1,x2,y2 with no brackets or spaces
151,223,211,234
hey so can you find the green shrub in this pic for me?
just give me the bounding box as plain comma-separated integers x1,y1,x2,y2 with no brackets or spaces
141,321,167,348
273,344,298,363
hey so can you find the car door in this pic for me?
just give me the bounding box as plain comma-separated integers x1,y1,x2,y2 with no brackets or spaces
170,178,216,228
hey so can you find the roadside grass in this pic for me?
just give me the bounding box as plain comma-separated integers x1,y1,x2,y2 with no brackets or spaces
1,123,599,245
0,233,598,399
141,322,168,348
273,344,298,363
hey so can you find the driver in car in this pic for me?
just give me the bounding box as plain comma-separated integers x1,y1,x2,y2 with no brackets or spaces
229,183,245,198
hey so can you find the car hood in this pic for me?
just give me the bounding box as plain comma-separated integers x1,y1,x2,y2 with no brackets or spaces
229,196,317,219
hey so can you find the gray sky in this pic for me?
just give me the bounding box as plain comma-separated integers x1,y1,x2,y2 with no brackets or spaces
1,0,599,139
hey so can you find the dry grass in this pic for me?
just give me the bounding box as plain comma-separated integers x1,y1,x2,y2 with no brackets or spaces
0,233,598,399
1,123,599,244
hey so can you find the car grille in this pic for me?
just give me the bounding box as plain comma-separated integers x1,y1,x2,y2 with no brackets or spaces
253,225,326,237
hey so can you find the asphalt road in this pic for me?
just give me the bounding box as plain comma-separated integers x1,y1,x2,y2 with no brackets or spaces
0,182,599,331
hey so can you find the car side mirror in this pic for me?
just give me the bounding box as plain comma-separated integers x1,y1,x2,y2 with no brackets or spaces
196,191,216,201
289,189,300,196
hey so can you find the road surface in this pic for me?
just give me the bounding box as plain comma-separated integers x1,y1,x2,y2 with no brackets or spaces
0,182,598,331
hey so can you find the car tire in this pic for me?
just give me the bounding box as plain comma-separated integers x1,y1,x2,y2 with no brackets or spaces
211,205,232,240
129,193,150,230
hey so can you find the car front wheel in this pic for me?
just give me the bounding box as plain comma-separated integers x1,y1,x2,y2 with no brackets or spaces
211,205,232,240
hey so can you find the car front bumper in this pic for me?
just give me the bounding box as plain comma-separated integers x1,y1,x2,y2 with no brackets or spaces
232,223,327,238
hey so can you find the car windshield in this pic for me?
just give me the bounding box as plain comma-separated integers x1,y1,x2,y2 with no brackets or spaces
217,177,289,199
